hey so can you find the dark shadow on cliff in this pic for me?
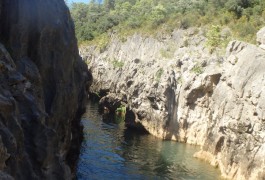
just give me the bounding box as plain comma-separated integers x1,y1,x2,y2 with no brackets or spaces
0,0,91,179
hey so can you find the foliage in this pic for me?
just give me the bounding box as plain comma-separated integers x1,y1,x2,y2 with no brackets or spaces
70,0,265,45
112,59,124,68
206,25,222,52
115,105,126,124
97,33,110,51
155,68,164,81
149,4,167,26
191,64,203,74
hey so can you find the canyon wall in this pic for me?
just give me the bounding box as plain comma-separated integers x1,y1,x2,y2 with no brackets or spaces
0,0,91,179
81,28,265,179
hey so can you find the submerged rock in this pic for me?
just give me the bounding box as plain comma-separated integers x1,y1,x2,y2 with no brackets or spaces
81,26,265,180
0,0,91,179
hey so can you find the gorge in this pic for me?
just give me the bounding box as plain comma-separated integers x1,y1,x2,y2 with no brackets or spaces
0,0,264,179
80,27,265,179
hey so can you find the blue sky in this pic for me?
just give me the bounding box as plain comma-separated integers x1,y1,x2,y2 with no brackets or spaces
67,0,103,6
69,0,89,3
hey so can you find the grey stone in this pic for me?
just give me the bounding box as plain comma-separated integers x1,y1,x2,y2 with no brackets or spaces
257,26,265,45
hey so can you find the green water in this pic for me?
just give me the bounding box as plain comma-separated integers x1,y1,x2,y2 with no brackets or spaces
77,102,222,180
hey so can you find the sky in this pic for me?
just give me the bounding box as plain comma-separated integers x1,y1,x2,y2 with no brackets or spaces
67,0,103,6
69,0,89,3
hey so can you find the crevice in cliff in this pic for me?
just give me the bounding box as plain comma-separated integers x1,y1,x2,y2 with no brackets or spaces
214,136,225,155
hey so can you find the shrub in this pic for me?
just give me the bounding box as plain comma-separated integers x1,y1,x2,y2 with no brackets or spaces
112,59,124,68
155,68,164,81
149,4,167,27
191,64,203,74
97,33,110,52
206,25,222,52
115,105,126,124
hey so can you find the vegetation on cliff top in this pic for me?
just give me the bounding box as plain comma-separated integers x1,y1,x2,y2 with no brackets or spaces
70,0,265,45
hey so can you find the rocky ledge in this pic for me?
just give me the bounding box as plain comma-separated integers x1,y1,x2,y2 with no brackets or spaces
0,0,91,179
81,27,265,179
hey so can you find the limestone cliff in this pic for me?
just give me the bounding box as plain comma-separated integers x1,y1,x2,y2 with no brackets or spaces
81,27,265,179
0,0,91,179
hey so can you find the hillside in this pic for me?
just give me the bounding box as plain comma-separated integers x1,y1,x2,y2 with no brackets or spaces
70,0,265,45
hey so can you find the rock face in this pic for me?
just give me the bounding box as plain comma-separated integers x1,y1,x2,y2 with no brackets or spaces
81,27,265,180
0,0,91,179
81,28,222,143
194,41,265,180
257,26,265,49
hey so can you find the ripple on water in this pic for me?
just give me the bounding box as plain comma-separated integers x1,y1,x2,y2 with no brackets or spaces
77,102,222,180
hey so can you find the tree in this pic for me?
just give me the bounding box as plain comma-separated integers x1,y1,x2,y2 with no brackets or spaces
149,4,166,26
103,0,115,11
225,0,253,18
69,0,265,44
206,25,222,52
111,1,132,22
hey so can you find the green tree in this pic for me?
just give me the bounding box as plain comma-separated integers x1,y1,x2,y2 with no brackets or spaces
206,25,222,52
149,4,167,26
111,1,132,22
225,0,253,18
104,0,115,11
69,0,265,44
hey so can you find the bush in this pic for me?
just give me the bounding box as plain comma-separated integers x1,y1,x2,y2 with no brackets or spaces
112,59,124,68
179,12,200,29
155,68,164,81
149,4,167,27
126,17,142,28
191,64,203,74
96,33,110,52
206,25,222,52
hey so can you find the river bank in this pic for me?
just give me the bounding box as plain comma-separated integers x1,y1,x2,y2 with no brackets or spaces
80,27,265,179
77,101,222,180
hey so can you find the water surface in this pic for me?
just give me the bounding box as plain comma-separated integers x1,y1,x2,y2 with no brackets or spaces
77,102,221,180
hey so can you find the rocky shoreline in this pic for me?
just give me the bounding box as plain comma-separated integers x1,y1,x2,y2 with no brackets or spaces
81,27,265,179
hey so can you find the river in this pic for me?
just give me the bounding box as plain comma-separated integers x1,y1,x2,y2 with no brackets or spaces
77,102,222,180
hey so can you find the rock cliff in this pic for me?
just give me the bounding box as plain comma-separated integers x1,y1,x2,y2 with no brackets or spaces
81,27,265,179
0,0,91,179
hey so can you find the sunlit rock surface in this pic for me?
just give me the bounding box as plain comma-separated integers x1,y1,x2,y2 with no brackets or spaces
81,27,265,179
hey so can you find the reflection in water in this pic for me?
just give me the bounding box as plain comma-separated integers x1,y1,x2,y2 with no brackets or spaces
77,102,221,180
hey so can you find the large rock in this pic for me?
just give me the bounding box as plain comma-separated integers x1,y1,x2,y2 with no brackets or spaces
81,28,265,179
195,41,265,180
0,0,91,179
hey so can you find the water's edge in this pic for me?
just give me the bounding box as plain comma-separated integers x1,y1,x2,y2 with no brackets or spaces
77,102,222,180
